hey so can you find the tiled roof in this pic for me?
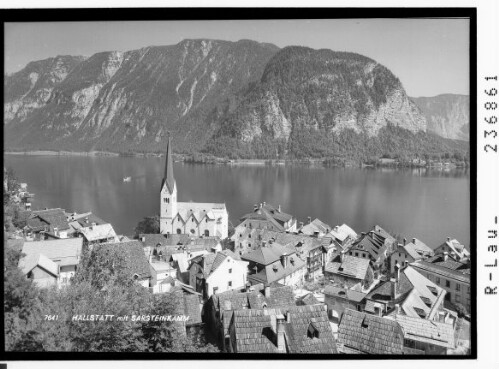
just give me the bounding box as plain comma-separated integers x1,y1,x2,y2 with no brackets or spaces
190,251,243,278
19,253,59,277
248,256,306,285
97,240,152,280
300,293,321,306
411,260,470,284
434,239,470,258
241,243,296,266
391,314,455,349
337,309,404,354
79,223,117,242
299,218,331,236
232,305,336,354
325,255,371,280
366,271,413,302
20,238,83,267
330,224,358,243
28,208,70,231
71,213,108,227
324,286,367,303
372,225,396,243
349,233,386,261
402,239,434,260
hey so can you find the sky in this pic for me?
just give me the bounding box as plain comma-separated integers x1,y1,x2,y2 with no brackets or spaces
4,19,469,97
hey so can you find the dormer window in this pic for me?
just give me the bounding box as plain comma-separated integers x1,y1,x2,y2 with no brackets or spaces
307,322,319,339
413,307,426,318
427,286,438,296
361,317,369,328
420,296,432,308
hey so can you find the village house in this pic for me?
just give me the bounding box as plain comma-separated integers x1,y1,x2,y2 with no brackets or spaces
95,240,152,288
231,228,326,279
188,249,249,299
389,237,434,275
363,265,452,325
410,257,471,313
324,285,367,322
241,242,306,287
205,284,296,350
329,224,358,248
388,314,455,354
433,237,470,262
18,237,83,288
298,217,331,238
25,208,74,240
159,137,228,238
66,211,109,229
77,223,119,247
337,309,405,354
344,226,396,273
235,202,297,235
149,260,178,293
324,254,374,290
226,304,337,354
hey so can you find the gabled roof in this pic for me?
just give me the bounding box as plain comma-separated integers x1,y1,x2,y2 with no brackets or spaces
69,212,108,227
400,239,434,260
79,223,117,242
324,286,367,303
97,240,152,280
19,253,59,277
391,314,455,349
239,203,294,230
241,243,296,266
372,225,396,244
329,224,357,243
299,293,321,306
299,218,331,236
325,255,371,280
20,238,83,267
435,239,470,259
248,256,306,285
349,232,386,261
232,305,336,354
161,136,175,193
410,260,470,284
190,251,245,278
337,309,404,354
28,208,70,231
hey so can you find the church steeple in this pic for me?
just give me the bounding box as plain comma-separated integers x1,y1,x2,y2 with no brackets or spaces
161,136,175,193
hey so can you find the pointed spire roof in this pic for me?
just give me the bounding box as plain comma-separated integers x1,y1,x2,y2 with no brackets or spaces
161,136,175,193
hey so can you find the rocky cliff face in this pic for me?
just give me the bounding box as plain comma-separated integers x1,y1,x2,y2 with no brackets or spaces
208,47,426,147
5,41,432,156
410,94,469,141
4,39,279,152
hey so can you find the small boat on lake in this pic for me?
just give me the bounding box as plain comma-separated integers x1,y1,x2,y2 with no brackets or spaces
123,176,131,182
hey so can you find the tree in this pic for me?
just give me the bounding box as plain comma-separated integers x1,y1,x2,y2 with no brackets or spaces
454,302,468,318
134,215,160,237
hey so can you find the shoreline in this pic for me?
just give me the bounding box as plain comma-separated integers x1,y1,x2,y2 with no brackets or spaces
4,150,469,169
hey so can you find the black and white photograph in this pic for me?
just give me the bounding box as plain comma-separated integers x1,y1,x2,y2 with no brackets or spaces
1,4,488,363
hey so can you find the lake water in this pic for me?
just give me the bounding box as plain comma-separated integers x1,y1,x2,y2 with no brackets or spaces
4,155,471,248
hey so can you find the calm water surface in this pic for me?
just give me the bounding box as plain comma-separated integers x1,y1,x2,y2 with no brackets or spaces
4,155,470,247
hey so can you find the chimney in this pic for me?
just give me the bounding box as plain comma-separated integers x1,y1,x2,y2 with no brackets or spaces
262,241,267,248
141,236,145,242
53,227,58,236
443,251,449,261
307,217,312,224
395,304,401,315
403,238,407,246
286,312,291,323
369,231,374,238
91,222,96,227
334,226,339,232
149,255,153,263
281,254,288,268
447,237,451,242
390,277,398,300
265,286,271,297
278,204,281,212
299,222,304,229
254,204,258,211
313,231,320,238
361,232,366,236
224,300,232,311
263,201,266,206
276,314,286,353
260,203,263,209
412,238,416,244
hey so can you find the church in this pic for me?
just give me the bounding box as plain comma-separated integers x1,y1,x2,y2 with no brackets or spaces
160,138,229,239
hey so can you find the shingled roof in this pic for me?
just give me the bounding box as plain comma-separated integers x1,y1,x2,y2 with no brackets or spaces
27,208,70,232
391,314,455,349
324,286,367,303
325,255,371,280
231,305,337,354
19,238,83,267
411,260,470,284
248,255,306,285
241,243,295,266
337,309,404,354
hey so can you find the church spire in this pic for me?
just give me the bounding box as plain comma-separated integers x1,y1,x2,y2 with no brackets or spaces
162,135,175,193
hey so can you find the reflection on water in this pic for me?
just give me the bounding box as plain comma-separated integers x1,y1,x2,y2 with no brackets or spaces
4,156,470,247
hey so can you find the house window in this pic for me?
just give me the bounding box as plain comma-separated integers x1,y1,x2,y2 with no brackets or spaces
455,294,461,303
164,198,169,203
436,277,440,285
204,230,210,237
176,228,182,234
228,281,232,288
445,280,450,288
249,243,251,248
206,218,208,223
456,284,461,291
213,287,218,295
229,268,232,274
249,234,252,239
355,252,359,257
190,229,195,234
